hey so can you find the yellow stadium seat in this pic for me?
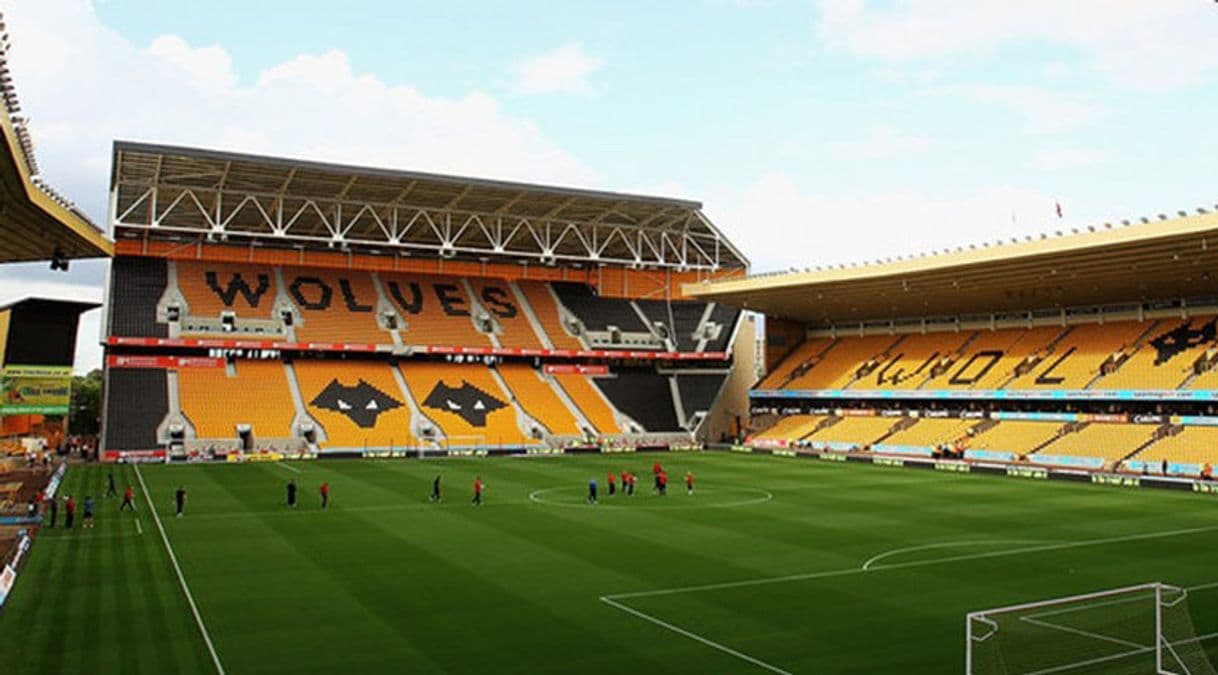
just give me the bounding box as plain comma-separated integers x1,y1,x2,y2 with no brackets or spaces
178,362,296,439
295,361,416,449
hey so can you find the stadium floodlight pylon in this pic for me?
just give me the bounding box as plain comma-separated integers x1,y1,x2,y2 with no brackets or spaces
966,582,1217,675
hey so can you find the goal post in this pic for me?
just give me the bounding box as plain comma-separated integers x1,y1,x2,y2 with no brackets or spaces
965,582,1217,675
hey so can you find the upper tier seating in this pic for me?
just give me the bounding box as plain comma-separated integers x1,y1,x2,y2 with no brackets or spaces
382,273,491,348
470,279,542,349
757,338,835,389
1097,317,1217,390
553,373,622,434
177,261,279,320
497,364,582,435
850,332,973,390
593,370,681,432
1033,422,1155,463
702,304,741,353
178,362,296,440
1005,322,1148,390
922,327,1065,390
552,282,649,333
400,361,530,446
635,299,707,351
786,335,901,390
296,360,416,449
103,369,167,450
517,281,584,350
1135,427,1218,466
752,415,827,443
285,268,392,345
109,257,168,338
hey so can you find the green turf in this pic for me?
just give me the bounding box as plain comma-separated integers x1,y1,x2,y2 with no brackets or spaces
1,453,1216,674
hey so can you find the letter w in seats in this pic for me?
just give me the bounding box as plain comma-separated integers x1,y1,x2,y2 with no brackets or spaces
206,271,271,308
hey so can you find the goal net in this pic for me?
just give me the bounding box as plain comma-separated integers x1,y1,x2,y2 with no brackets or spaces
966,583,1217,675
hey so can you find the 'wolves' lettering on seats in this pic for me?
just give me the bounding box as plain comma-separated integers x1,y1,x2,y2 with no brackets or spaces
950,350,1003,386
434,284,469,316
1150,319,1217,365
480,287,518,318
289,277,333,310
206,271,271,308
423,381,506,426
387,281,424,314
310,379,403,428
875,352,937,386
1035,347,1075,385
338,279,373,312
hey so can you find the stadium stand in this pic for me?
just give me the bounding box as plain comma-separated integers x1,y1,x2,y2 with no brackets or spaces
757,337,835,389
593,370,681,432
926,326,1066,390
102,369,167,450
517,281,584,350
852,332,973,390
296,360,417,449
635,299,708,351
178,362,296,440
751,414,827,444
383,274,491,348
497,364,582,436
399,361,530,446
882,417,977,447
785,334,901,390
470,279,542,349
1133,426,1218,466
551,282,650,333
177,261,278,320
287,268,392,345
108,257,168,338
967,421,1065,456
553,373,622,434
1033,422,1156,464
803,415,896,447
675,373,726,421
1005,322,1148,390
1097,316,1217,390
701,303,741,352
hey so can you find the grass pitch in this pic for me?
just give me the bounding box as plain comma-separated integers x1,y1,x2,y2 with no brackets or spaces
1,452,1216,674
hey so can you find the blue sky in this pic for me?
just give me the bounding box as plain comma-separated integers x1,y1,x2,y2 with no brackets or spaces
2,0,1218,371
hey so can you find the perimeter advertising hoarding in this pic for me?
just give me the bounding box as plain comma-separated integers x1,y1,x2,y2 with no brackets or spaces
0,365,72,415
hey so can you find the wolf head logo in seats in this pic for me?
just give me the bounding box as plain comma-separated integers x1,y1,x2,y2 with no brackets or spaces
422,381,506,427
310,379,403,428
1150,319,1217,365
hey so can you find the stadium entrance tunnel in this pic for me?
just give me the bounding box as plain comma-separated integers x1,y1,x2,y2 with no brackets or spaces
528,485,773,509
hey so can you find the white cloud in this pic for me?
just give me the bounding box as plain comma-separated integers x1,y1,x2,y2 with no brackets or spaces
706,172,1068,272
816,0,1218,91
935,84,1106,134
826,124,936,159
147,34,237,91
513,43,604,94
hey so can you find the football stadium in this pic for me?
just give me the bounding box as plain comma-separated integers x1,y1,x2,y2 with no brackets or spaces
2,5,1218,675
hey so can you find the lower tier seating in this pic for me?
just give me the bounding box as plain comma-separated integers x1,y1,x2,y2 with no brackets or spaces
296,360,416,449
103,369,168,450
400,362,530,446
498,364,582,436
803,416,896,447
967,421,1064,456
676,374,726,418
752,415,827,443
1133,427,1218,466
179,362,296,439
1032,422,1156,463
881,418,976,447
593,370,681,432
553,374,621,434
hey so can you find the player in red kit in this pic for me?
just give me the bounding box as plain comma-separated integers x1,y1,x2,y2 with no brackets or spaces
685,471,695,495
472,477,484,506
607,471,616,496
319,482,330,510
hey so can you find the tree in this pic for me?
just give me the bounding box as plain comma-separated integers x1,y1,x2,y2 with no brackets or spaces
70,369,103,436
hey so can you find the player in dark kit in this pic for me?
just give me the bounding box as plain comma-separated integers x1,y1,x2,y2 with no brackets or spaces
588,479,598,504
175,485,186,517
106,470,117,498
319,482,330,510
82,496,95,528
472,476,483,506
120,485,136,511
286,479,298,508
430,475,442,503
45,493,58,527
658,471,668,496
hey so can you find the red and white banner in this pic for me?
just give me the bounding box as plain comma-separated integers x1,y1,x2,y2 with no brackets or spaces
107,355,225,369
102,449,168,463
106,336,729,362
544,364,609,375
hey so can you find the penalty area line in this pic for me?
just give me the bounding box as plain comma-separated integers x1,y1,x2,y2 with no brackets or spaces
599,596,793,675
135,464,226,675
273,462,302,474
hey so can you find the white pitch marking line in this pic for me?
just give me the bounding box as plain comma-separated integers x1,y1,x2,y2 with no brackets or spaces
599,596,793,675
134,517,143,536
605,523,1218,601
274,462,302,474
860,540,1047,571
135,464,226,675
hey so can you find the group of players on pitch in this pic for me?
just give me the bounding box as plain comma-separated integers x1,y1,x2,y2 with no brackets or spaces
587,461,693,504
